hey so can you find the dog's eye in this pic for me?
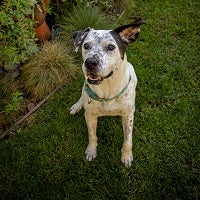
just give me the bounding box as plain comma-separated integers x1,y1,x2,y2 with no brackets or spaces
84,43,90,50
107,44,115,51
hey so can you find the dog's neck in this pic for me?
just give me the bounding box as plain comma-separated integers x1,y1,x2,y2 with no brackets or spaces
88,55,130,100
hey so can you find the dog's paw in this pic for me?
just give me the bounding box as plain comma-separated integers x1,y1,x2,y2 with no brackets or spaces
69,100,82,115
121,150,133,167
121,155,133,167
85,146,97,161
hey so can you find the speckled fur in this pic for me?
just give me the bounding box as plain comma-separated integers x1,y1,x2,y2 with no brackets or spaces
70,23,143,167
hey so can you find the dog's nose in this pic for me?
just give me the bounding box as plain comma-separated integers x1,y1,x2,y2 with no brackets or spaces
85,58,99,70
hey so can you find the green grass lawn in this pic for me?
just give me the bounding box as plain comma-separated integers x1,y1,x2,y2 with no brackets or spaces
0,0,199,199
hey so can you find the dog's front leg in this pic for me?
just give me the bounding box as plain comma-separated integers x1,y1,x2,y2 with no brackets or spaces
70,97,83,115
121,112,134,167
85,112,98,161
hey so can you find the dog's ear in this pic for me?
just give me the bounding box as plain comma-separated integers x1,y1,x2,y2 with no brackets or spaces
72,28,91,52
114,18,145,44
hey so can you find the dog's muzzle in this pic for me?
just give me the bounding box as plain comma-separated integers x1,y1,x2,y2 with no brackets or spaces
85,57,99,71
84,57,112,85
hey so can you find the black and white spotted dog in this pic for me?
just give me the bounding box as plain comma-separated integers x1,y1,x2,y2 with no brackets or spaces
70,18,145,167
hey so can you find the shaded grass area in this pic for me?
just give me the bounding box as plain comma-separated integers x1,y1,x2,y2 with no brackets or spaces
0,0,199,199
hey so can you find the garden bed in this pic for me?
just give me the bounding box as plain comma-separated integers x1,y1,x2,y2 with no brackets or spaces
1,0,131,137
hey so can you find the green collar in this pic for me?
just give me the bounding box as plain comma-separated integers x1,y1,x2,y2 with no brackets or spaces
83,75,131,102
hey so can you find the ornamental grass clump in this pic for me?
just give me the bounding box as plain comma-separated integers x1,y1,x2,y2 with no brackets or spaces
60,5,112,42
21,40,79,100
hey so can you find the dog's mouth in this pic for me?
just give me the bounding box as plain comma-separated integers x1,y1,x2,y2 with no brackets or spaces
87,71,113,85
87,73,103,85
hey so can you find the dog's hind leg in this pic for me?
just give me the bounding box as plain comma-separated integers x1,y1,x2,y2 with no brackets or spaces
70,97,83,115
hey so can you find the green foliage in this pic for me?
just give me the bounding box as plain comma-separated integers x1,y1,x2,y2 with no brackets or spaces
0,75,22,129
5,91,23,115
0,75,19,109
0,0,38,68
91,0,135,13
60,5,112,42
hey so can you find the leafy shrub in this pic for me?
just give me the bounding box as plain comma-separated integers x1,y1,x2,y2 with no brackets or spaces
0,75,20,110
21,40,79,100
0,0,38,69
5,92,23,115
0,75,21,130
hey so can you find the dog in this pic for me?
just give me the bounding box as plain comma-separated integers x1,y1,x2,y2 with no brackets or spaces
70,18,145,167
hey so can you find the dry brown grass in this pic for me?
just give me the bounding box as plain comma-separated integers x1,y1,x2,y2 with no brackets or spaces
21,40,79,100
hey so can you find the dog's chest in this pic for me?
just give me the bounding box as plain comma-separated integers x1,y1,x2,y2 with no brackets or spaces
82,90,134,117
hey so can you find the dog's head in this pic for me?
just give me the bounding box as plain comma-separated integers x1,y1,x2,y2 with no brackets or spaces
73,18,145,84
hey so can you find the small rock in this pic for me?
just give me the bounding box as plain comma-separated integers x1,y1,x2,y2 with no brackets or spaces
27,103,35,111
